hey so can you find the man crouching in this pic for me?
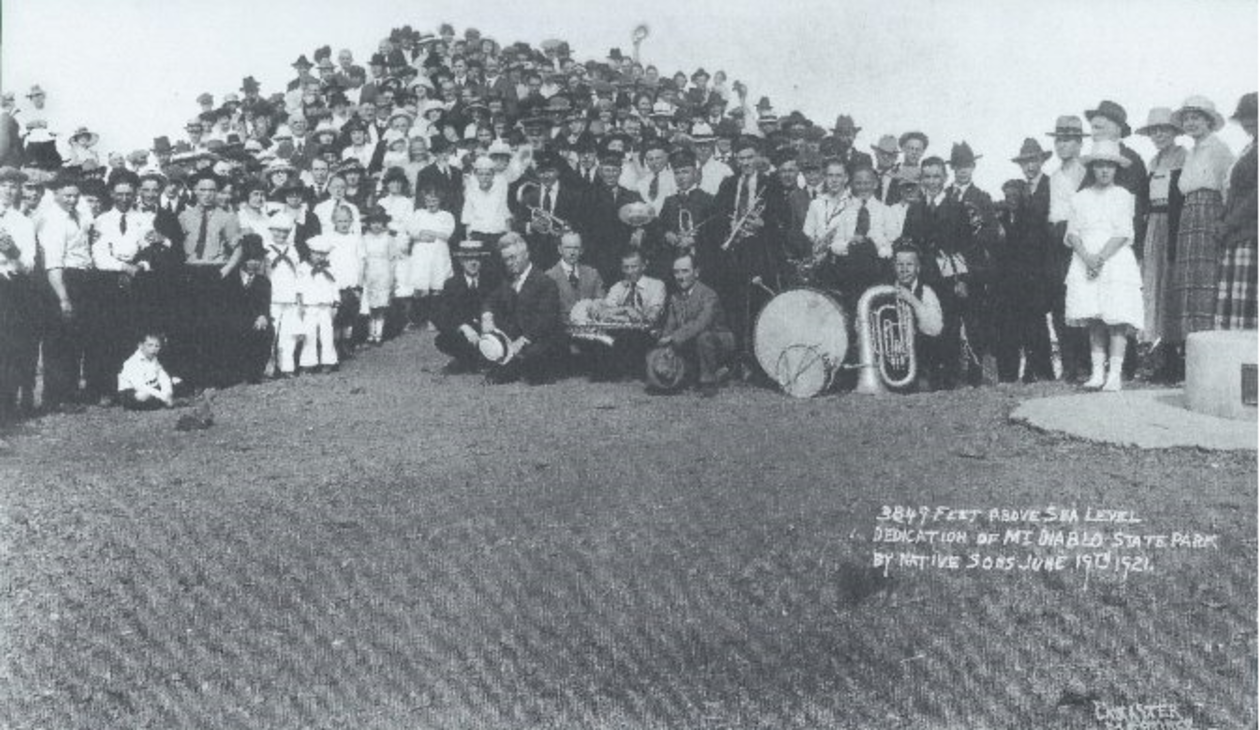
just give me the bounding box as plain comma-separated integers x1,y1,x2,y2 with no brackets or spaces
479,233,564,384
648,253,734,397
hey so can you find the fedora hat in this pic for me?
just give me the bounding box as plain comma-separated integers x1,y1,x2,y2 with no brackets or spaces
1136,107,1183,136
241,76,261,92
948,141,981,167
1084,100,1131,137
832,114,861,134
871,134,899,155
478,329,515,365
1011,138,1053,164
645,346,689,391
292,54,314,69
1081,139,1131,168
1046,115,1087,138
152,136,173,154
1172,95,1226,132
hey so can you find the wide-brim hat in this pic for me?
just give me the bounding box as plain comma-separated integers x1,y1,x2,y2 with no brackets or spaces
1172,95,1226,132
948,141,981,167
241,76,261,92
292,55,314,69
645,346,688,391
1084,100,1131,138
832,114,861,134
1011,137,1053,164
1081,139,1131,168
487,139,513,157
1136,107,1183,136
265,159,296,176
870,134,899,155
0,166,29,184
69,126,99,147
275,179,307,197
1046,115,1087,139
478,329,515,365
618,201,657,227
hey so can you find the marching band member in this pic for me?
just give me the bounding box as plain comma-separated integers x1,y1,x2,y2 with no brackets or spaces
658,148,716,277
890,243,944,392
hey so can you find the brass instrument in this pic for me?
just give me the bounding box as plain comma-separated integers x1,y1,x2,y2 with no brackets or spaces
516,181,571,236
676,208,696,250
855,284,917,393
719,190,765,251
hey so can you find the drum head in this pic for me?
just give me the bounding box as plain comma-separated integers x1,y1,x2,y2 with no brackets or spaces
753,288,848,397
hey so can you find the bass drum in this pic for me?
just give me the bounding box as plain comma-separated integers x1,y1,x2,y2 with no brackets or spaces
753,288,849,398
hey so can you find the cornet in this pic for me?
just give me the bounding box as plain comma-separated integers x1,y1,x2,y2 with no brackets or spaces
516,181,571,236
720,190,765,251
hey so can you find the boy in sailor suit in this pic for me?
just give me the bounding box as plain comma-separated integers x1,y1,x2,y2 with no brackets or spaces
264,213,304,377
297,237,341,373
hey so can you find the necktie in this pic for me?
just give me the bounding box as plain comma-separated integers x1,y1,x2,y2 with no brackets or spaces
120,214,127,234
856,201,870,237
568,267,578,289
951,187,961,202
737,175,750,216
811,188,818,200
623,284,641,308
470,277,478,291
195,208,209,259
542,185,553,215
649,172,660,200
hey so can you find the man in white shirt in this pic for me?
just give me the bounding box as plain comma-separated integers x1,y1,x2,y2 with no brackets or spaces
635,138,676,213
462,157,512,252
891,244,945,392
598,249,666,379
37,174,95,411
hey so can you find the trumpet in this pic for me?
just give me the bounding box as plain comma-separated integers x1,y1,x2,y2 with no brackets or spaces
855,284,917,394
720,191,765,251
516,181,571,236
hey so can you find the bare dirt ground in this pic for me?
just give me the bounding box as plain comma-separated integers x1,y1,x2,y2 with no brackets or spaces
0,331,1254,729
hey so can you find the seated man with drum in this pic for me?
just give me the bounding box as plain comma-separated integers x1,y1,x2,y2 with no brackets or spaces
891,242,945,391
650,252,734,397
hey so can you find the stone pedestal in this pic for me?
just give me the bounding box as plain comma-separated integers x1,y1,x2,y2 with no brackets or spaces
1185,330,1258,421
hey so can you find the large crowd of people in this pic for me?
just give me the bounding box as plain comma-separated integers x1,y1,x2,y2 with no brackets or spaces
0,23,1255,419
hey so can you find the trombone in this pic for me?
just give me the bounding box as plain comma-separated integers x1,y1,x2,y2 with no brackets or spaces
719,189,766,251
516,181,571,236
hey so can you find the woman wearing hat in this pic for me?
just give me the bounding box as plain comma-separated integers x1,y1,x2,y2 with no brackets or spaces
1064,140,1143,391
1134,108,1187,374
1215,92,1258,330
1170,95,1235,346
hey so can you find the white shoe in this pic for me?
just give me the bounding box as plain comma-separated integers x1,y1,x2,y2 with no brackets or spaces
1101,372,1122,392
1083,373,1105,389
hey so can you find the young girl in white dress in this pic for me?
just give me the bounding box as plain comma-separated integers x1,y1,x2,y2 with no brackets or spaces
403,186,454,330
361,206,401,344
307,204,365,357
1064,140,1144,391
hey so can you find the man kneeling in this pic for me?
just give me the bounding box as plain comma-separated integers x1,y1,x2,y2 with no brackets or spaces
479,233,564,384
648,253,734,397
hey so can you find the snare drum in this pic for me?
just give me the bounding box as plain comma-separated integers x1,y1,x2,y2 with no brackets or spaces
753,288,849,398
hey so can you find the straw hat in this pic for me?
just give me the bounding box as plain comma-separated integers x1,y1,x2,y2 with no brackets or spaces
1081,140,1131,168
478,330,515,365
1172,95,1226,132
1136,107,1183,136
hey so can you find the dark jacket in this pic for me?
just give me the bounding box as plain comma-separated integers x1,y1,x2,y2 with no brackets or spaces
481,266,562,345
435,272,487,336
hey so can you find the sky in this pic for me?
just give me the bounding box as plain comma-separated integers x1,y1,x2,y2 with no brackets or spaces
2,0,1256,193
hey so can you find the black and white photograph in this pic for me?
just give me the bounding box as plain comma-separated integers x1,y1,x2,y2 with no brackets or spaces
0,0,1256,727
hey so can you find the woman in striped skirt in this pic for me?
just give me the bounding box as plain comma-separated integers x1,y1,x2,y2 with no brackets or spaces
1170,96,1235,350
1134,108,1186,374
1215,92,1257,330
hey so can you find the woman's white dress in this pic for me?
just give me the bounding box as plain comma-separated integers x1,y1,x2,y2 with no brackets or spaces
1063,185,1143,330
400,208,454,295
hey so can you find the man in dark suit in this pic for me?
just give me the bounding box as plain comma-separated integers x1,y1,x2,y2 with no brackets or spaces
509,151,582,271
778,149,814,263
902,156,983,389
829,115,874,176
435,240,492,371
482,56,519,118
219,236,273,385
414,136,464,221
657,148,717,281
871,134,902,204
710,136,790,371
946,142,993,213
579,150,644,285
480,233,564,384
992,177,1054,383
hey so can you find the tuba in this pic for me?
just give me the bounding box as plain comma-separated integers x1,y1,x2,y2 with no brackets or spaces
855,284,917,393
